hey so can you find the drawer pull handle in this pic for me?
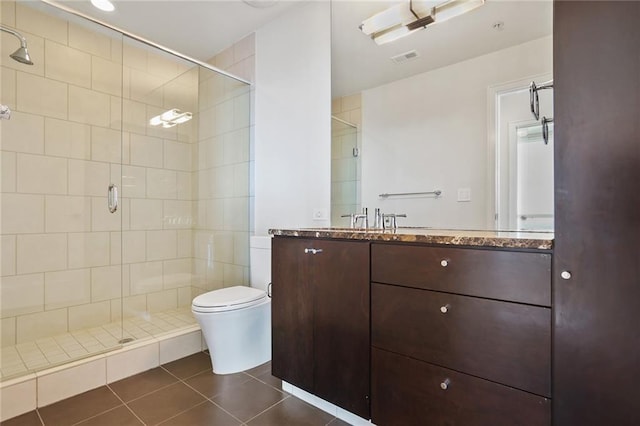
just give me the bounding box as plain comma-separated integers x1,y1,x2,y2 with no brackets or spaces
561,271,571,280
304,248,323,255
440,304,451,314
440,259,449,267
440,378,451,390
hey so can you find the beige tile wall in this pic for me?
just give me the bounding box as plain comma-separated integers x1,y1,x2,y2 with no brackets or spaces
1,1,251,350
331,94,362,225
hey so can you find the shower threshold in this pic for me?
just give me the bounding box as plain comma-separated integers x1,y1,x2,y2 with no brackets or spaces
0,307,196,382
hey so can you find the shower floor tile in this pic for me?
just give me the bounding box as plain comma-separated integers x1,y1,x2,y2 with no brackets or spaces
0,307,197,381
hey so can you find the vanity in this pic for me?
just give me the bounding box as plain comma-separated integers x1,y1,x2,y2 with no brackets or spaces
269,228,553,425
269,3,640,425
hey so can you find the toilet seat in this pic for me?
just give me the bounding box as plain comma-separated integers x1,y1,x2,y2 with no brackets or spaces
192,286,268,313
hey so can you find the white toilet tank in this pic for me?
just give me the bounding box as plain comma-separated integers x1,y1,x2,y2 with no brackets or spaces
250,236,271,292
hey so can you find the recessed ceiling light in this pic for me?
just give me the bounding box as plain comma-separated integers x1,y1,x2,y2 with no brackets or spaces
91,0,115,12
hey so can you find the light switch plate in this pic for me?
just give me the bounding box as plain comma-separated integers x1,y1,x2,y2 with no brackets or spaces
457,188,471,202
313,208,328,220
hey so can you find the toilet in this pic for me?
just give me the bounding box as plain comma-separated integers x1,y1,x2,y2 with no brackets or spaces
192,236,272,375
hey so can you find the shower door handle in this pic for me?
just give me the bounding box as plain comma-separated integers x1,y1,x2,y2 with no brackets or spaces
107,184,118,213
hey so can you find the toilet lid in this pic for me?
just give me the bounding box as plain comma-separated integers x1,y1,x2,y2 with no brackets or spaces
192,286,267,312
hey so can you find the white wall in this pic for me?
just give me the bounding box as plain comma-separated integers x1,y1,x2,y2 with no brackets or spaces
254,1,332,235
361,36,552,229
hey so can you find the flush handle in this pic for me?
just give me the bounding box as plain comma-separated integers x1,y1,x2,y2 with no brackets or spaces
304,248,323,255
267,282,272,298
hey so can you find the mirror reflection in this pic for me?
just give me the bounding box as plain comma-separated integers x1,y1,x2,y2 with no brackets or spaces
330,0,554,231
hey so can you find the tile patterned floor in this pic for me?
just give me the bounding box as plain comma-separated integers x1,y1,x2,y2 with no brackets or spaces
0,308,196,380
0,352,352,426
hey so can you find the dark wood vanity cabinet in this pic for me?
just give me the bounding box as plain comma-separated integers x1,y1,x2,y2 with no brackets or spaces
271,236,370,419
371,243,552,426
553,2,640,425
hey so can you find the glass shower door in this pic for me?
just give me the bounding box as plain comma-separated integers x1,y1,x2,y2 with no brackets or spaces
116,35,200,340
0,0,253,383
0,0,124,379
117,35,252,340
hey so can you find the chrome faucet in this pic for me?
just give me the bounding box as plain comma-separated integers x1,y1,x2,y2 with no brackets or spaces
341,213,357,228
354,207,369,229
341,207,369,229
382,213,407,230
373,208,383,229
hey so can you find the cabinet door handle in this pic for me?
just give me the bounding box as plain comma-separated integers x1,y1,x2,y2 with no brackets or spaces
304,248,323,255
440,378,451,390
440,304,451,314
561,271,572,280
440,259,449,267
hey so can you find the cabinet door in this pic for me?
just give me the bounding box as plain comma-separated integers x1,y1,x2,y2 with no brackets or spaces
554,2,640,425
313,240,370,419
271,237,314,392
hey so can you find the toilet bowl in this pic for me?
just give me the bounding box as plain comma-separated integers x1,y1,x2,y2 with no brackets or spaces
192,286,271,374
191,236,272,375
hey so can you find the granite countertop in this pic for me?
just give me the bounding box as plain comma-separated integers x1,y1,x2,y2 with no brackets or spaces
269,227,554,250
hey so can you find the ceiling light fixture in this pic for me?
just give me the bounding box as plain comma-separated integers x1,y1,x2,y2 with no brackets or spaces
91,0,115,12
149,109,193,128
360,0,485,45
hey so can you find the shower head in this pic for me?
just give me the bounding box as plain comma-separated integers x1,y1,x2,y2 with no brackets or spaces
10,46,33,65
0,25,34,65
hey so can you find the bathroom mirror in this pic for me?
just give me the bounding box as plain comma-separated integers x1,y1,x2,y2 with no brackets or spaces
330,0,554,231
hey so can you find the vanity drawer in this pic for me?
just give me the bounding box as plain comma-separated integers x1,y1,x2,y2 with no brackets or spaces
371,347,551,426
371,243,551,306
372,283,551,397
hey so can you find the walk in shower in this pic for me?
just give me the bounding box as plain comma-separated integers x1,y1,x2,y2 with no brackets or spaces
0,0,251,381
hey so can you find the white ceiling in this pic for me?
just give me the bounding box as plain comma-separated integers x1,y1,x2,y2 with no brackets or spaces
332,0,553,97
45,0,553,97
52,0,303,59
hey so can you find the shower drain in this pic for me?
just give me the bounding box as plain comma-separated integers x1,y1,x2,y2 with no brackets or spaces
118,337,135,344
